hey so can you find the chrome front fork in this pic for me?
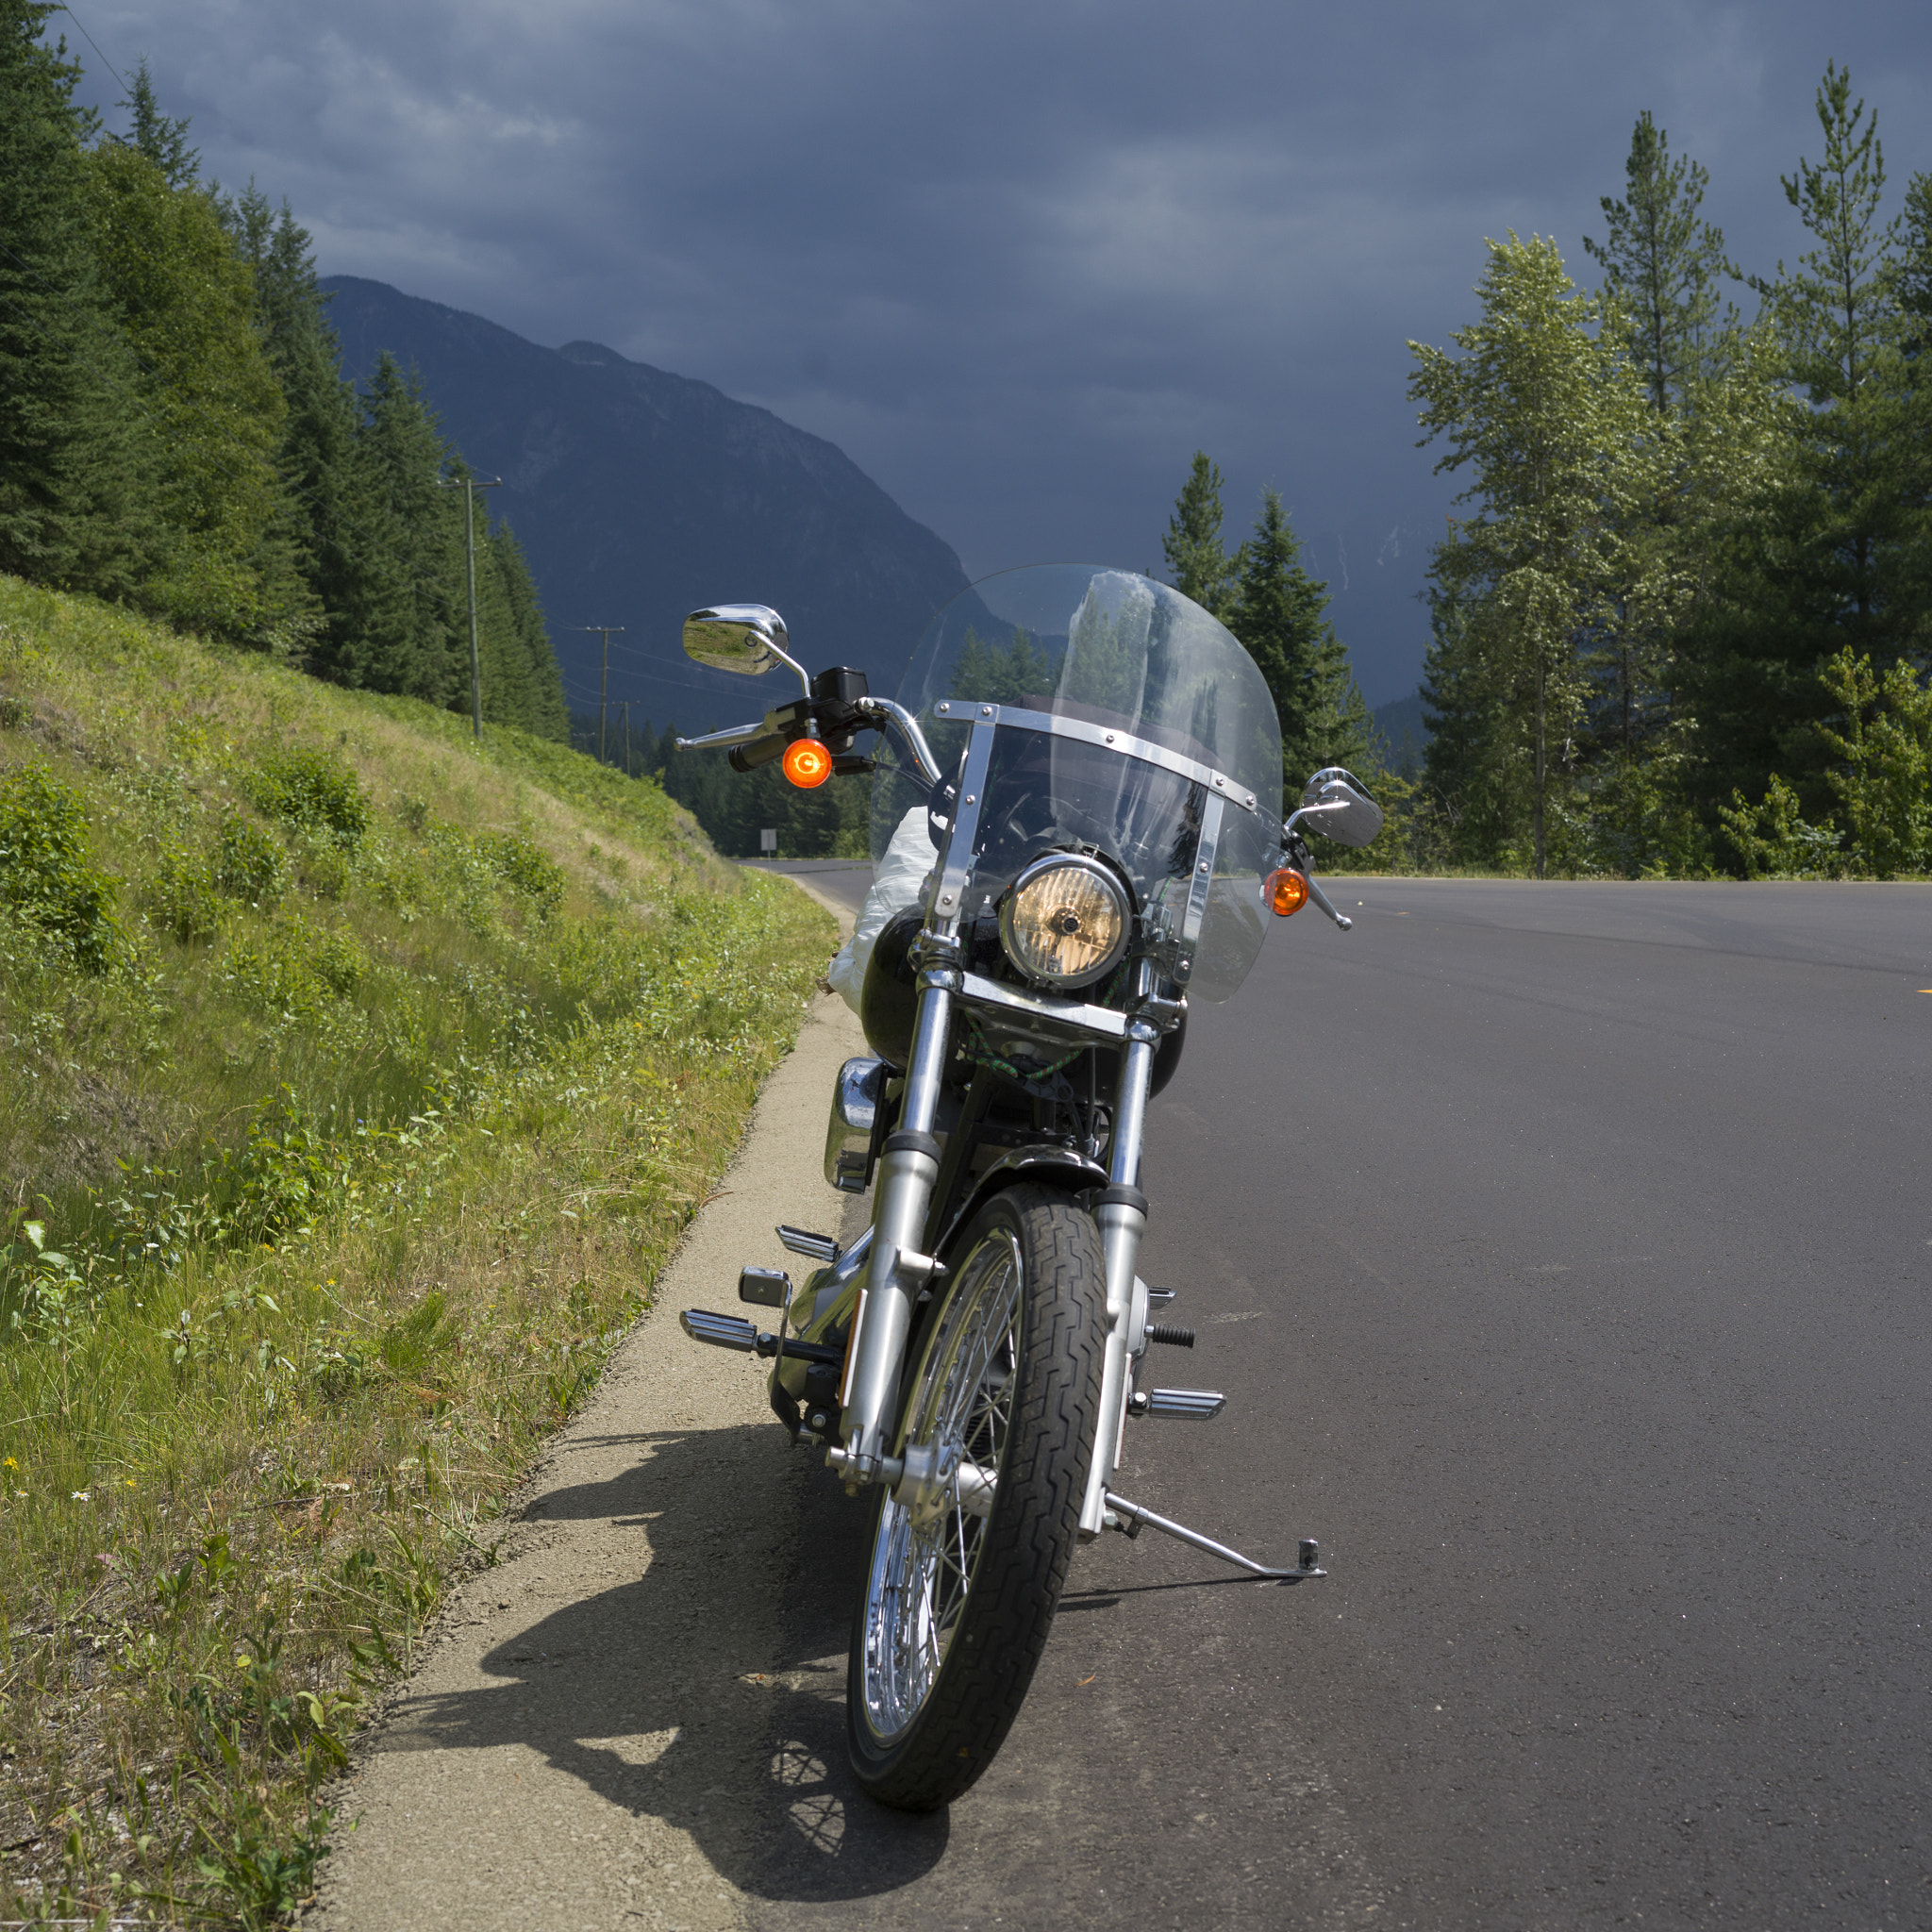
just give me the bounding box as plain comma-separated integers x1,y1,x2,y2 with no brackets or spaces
836,954,1160,1517
1079,1020,1154,1539
838,966,957,1478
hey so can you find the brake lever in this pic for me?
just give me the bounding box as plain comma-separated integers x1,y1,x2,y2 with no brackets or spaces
1304,874,1352,931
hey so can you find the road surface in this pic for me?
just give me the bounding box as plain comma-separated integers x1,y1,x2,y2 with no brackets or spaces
315,878,1932,1930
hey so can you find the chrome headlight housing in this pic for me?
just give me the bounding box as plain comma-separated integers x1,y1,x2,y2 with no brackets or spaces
997,853,1131,990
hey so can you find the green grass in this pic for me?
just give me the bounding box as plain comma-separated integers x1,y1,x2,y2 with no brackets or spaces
0,574,837,1926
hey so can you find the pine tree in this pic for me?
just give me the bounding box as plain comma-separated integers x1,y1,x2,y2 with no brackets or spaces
1584,111,1737,414
0,0,155,597
1161,453,1245,622
491,523,568,741
1758,63,1919,660
113,57,198,191
81,137,293,637
1901,172,1932,363
1420,580,1537,864
221,189,408,670
1685,65,1930,823
353,354,464,700
1228,489,1372,785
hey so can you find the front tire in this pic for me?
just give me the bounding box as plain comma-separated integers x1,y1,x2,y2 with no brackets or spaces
846,1184,1105,1810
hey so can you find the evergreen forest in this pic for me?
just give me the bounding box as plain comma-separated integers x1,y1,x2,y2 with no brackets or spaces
1406,69,1932,879
0,3,568,740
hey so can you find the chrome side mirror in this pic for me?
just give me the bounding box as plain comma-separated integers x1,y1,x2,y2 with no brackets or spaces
682,604,799,681
1297,767,1384,848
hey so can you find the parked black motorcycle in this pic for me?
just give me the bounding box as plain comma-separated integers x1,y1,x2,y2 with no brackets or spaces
675,565,1381,1809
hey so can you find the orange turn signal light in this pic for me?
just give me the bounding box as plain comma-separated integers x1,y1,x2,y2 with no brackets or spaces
1267,866,1309,917
782,738,833,789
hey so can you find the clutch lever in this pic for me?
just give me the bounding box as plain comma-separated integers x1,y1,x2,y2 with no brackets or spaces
675,720,772,751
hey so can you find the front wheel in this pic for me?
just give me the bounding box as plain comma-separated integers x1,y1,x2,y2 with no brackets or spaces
846,1184,1105,1810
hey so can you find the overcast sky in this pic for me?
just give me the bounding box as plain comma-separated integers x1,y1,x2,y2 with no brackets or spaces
60,0,1932,703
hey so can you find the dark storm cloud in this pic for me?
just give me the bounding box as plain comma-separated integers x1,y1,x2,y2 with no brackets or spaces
65,0,1932,699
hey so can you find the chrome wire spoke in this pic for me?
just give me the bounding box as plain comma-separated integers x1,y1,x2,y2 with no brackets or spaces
861,1228,1029,1743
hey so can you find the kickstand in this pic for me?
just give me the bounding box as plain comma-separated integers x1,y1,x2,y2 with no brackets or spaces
1103,1490,1324,1583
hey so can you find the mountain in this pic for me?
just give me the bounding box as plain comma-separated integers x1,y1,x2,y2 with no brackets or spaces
1372,690,1426,778
319,276,971,733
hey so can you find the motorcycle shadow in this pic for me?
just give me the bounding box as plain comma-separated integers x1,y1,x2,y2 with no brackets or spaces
370,1422,948,1904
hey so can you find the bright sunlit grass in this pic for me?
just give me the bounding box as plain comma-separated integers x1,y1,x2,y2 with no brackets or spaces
0,574,836,1925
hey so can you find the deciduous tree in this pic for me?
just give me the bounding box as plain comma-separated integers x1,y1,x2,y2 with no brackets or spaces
1409,234,1660,874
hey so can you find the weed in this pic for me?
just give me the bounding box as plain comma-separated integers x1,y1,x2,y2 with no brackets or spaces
0,759,124,973
214,811,288,905
148,843,222,942
242,744,368,847
483,829,566,917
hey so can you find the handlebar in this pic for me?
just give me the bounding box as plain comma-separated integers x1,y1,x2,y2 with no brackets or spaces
673,690,943,788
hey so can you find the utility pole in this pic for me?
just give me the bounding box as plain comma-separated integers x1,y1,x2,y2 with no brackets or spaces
436,472,502,740
572,625,625,763
619,701,631,777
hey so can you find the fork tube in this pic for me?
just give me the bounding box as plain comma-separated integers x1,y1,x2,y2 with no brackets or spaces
1080,1019,1156,1539
841,976,954,1475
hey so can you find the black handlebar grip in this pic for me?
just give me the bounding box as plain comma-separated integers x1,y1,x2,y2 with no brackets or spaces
728,733,788,774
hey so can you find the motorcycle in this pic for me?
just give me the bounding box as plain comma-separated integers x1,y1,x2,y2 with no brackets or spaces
673,564,1382,1810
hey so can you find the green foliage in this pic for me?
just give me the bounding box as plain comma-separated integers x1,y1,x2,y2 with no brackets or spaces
1161,452,1245,622
482,829,566,916
242,742,370,845
1412,76,1932,877
1410,232,1664,874
0,0,156,598
1816,648,1932,877
148,841,222,941
0,34,569,733
1681,66,1932,823
0,569,829,1924
1717,774,1843,879
1230,489,1374,783
949,625,1062,704
80,139,295,639
1584,109,1738,413
215,808,290,903
0,758,122,970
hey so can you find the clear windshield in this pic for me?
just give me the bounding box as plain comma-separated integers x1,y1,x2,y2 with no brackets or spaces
870,566,1283,1003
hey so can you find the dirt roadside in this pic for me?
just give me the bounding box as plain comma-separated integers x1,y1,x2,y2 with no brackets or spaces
307,878,865,1932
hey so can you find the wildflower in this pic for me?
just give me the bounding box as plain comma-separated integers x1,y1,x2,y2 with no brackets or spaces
72,1490,91,1502
2,1457,15,1470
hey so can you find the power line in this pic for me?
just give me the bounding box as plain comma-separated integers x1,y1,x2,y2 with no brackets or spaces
52,3,129,93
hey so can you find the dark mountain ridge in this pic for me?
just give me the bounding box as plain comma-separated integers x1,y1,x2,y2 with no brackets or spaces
320,276,971,730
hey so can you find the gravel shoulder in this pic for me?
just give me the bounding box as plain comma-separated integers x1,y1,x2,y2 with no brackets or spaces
308,885,865,1932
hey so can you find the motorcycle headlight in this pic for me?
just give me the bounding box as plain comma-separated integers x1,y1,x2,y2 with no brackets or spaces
998,854,1130,990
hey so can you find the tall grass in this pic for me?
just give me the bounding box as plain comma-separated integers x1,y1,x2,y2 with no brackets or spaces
0,575,837,1925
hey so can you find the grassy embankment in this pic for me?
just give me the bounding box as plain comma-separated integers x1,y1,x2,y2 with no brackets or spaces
0,573,835,1926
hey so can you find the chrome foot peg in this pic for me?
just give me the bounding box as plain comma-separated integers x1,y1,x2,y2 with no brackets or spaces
1103,1490,1324,1583
680,1307,844,1366
1127,1387,1225,1420
681,1307,759,1353
776,1224,840,1263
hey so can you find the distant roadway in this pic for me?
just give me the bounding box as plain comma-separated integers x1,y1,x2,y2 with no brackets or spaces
739,874,1932,1928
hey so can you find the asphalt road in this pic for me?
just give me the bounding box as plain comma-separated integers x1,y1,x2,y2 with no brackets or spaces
741,859,874,919
735,878,1932,1929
